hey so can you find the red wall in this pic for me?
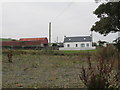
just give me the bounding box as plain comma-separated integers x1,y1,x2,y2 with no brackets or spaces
1,38,48,46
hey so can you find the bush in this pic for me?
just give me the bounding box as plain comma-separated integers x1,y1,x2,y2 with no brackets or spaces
79,47,119,90
96,45,117,60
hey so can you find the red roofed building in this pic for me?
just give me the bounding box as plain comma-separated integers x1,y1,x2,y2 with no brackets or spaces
19,38,48,42
19,37,48,44
1,37,48,49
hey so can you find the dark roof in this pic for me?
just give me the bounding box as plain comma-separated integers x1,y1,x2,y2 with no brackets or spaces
64,36,92,42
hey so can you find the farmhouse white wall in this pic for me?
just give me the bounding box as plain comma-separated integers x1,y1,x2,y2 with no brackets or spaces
64,42,92,48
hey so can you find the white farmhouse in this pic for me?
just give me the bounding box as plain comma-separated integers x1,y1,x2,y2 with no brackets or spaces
59,36,95,50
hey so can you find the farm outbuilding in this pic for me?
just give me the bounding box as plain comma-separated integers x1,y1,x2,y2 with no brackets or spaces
1,37,48,49
19,38,48,42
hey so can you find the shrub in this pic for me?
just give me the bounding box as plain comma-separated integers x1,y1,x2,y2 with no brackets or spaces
79,47,119,90
96,45,117,60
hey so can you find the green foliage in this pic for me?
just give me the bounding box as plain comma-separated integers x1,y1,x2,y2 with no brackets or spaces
91,2,120,36
98,40,107,47
92,42,97,47
52,43,57,46
113,37,120,52
0,38,17,41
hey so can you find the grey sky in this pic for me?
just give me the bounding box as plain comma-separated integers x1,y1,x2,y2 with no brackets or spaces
1,1,118,43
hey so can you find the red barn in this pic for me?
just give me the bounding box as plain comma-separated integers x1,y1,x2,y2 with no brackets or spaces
2,41,21,46
1,37,48,49
19,38,48,43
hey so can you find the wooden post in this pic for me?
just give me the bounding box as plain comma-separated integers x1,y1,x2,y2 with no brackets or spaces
7,51,13,63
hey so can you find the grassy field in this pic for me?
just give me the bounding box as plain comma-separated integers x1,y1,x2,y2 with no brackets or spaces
2,49,97,55
2,49,95,88
2,48,118,88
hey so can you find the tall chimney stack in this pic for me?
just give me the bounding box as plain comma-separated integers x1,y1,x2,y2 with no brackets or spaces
49,22,51,44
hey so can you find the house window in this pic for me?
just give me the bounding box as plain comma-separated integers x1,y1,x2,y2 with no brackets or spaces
67,44,70,47
81,43,85,47
76,44,78,47
86,43,89,47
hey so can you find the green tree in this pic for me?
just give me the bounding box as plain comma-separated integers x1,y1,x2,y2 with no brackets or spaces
92,42,97,47
114,37,120,52
98,40,107,47
91,1,120,36
91,1,120,52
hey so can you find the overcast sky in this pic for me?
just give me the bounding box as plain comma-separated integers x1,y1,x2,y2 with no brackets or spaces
1,1,118,43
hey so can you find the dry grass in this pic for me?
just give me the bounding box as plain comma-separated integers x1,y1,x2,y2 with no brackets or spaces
2,46,118,88
2,53,87,88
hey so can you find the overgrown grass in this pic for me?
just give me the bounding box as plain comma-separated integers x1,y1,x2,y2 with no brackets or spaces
2,49,97,56
2,52,88,88
2,46,118,88
59,49,97,53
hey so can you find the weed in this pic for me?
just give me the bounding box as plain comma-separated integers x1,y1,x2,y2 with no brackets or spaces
79,47,119,89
